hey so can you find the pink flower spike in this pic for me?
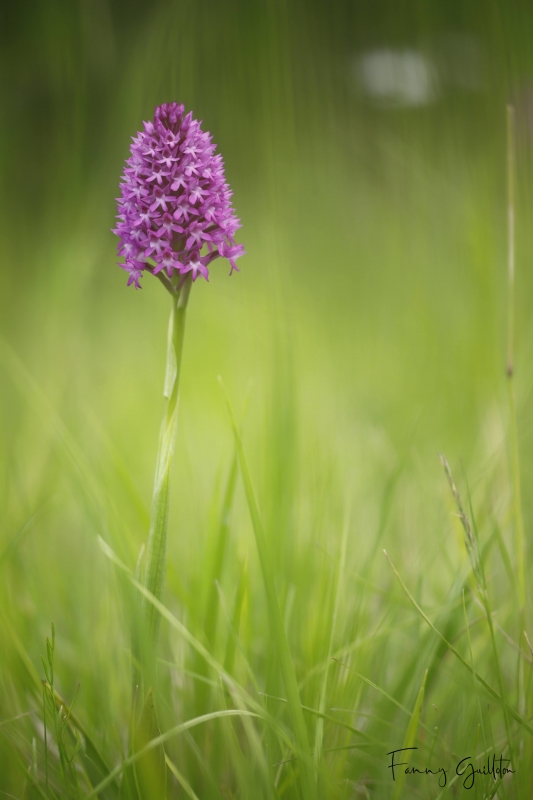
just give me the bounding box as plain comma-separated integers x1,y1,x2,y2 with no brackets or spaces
113,101,244,288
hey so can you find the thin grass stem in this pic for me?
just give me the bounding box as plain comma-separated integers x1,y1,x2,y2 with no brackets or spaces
99,537,300,753
85,710,259,799
42,685,48,792
314,498,351,774
506,105,525,614
462,590,488,755
165,754,200,800
383,550,533,737
448,459,515,763
219,379,318,800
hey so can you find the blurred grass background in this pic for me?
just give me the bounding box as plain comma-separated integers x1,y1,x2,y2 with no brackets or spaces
1,0,533,796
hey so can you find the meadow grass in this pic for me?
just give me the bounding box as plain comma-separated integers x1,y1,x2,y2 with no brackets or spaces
1,2,533,797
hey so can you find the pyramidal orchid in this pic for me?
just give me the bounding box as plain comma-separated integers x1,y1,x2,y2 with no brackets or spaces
113,101,245,288
112,103,244,708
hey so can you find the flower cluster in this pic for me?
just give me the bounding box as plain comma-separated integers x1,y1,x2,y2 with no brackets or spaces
113,102,244,289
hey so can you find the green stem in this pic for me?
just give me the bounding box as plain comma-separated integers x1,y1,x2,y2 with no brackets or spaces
142,276,192,666
506,105,526,616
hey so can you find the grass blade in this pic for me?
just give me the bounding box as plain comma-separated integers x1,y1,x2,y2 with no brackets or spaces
98,537,298,754
85,710,259,799
314,498,351,772
218,378,318,800
383,549,533,737
165,754,200,800
441,456,514,760
392,669,427,800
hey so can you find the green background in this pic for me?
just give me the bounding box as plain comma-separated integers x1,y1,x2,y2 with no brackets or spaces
1,1,533,797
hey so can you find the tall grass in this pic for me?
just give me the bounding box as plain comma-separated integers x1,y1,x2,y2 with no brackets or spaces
1,1,533,798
